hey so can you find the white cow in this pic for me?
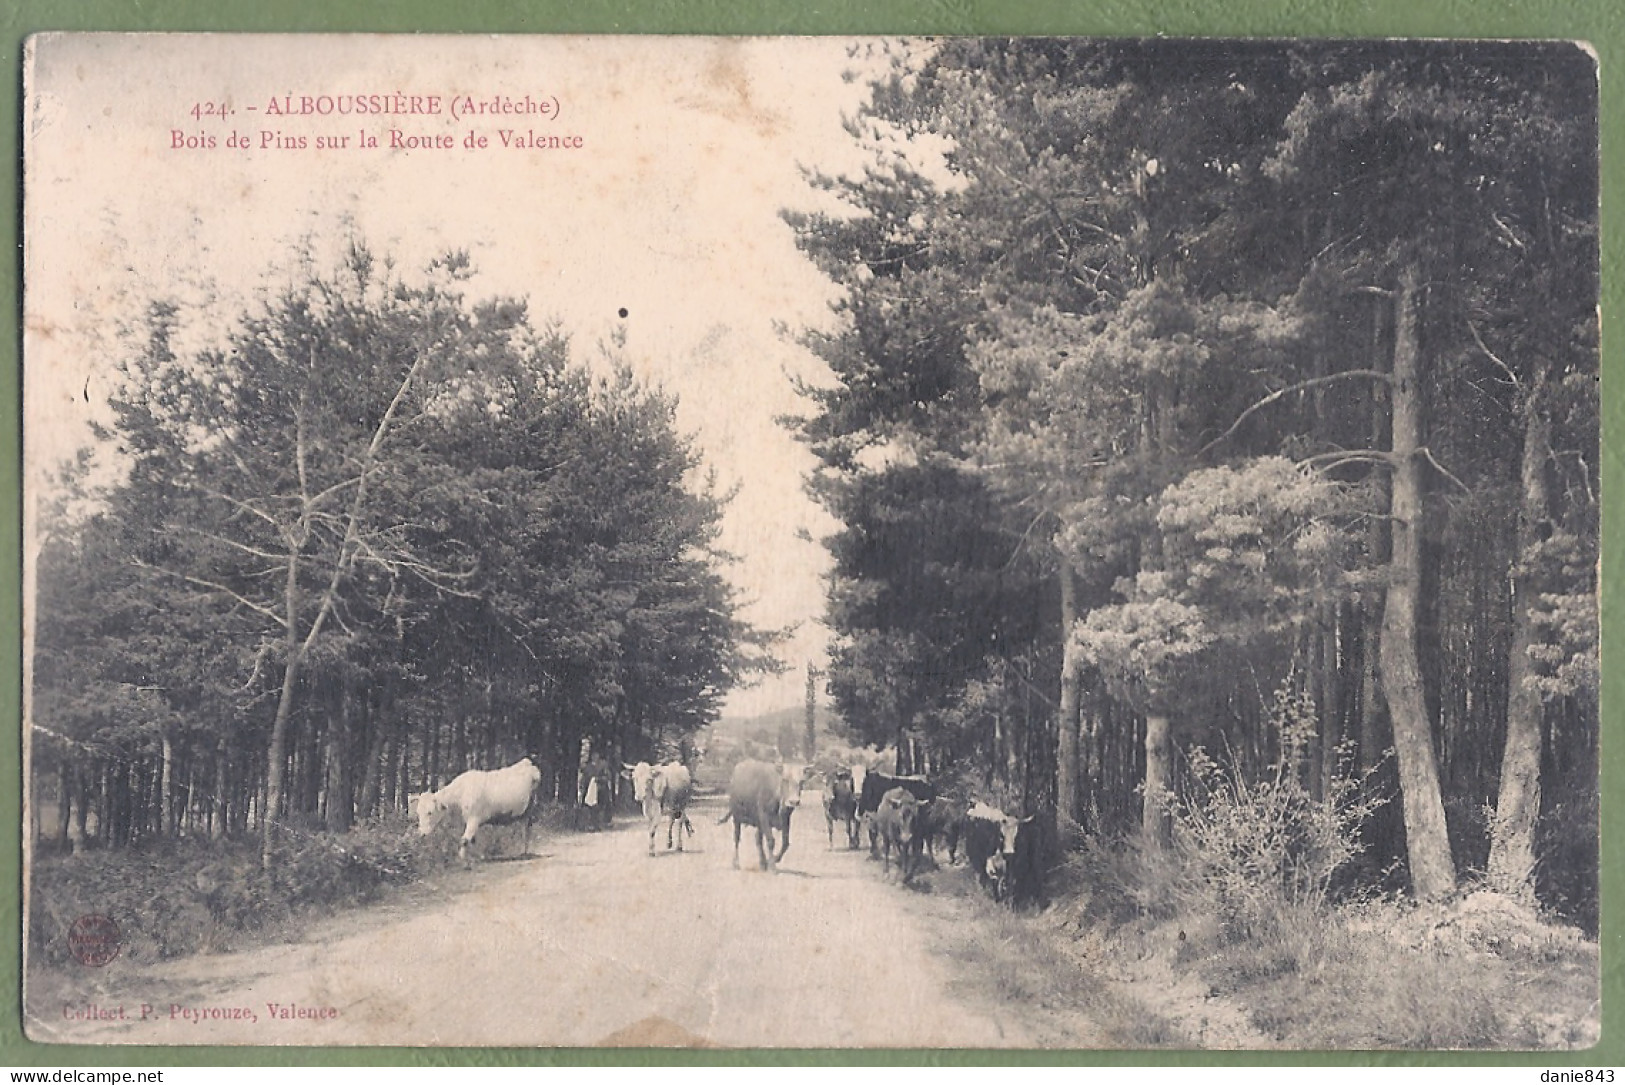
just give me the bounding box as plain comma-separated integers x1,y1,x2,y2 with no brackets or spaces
414,758,542,860
628,761,694,855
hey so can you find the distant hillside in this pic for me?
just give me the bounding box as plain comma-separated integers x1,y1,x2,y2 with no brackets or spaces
697,703,853,788
709,703,844,750
711,704,821,739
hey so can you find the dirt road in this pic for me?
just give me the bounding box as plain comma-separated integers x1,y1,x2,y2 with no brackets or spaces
29,794,1043,1048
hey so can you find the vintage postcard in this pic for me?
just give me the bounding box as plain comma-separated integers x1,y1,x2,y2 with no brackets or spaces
21,34,1600,1049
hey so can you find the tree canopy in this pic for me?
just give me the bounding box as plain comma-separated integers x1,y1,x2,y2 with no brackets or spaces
32,243,774,866
786,39,1597,919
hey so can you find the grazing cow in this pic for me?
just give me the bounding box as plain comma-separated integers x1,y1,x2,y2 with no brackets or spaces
718,760,813,871
577,756,615,831
823,768,859,849
858,771,935,858
629,761,695,855
414,758,542,860
962,802,1042,907
918,797,967,865
873,787,922,881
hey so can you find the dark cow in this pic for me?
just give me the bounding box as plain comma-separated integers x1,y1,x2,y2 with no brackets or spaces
576,756,614,831
873,787,922,881
962,803,1007,894
822,768,859,849
718,760,814,871
918,797,967,865
999,816,1043,908
415,758,542,860
962,801,1042,907
858,772,935,858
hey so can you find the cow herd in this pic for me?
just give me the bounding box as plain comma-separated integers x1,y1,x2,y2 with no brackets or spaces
841,769,1040,906
411,756,1042,908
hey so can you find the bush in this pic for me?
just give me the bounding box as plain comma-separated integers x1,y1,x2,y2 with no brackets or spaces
30,813,449,968
1053,829,1196,929
1046,678,1596,1049
1537,791,1599,936
33,842,222,965
1166,688,1386,941
265,814,438,908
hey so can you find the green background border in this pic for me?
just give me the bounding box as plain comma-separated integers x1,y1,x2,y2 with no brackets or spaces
0,0,1617,1069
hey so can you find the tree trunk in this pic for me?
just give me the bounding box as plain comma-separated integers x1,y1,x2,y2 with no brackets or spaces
451,703,467,774
1358,605,1383,770
210,744,228,839
95,763,111,846
424,713,439,790
148,756,164,839
117,763,136,847
106,765,120,848
71,764,89,853
262,541,305,869
1142,711,1172,845
1316,606,1342,801
1358,294,1391,777
1378,262,1456,900
184,762,197,835
384,728,403,812
1056,560,1083,828
234,755,252,836
394,728,413,810
56,762,72,848
357,713,390,821
324,675,354,832
804,663,819,762
1081,692,1102,835
1488,377,1550,898
160,730,175,837
262,675,297,855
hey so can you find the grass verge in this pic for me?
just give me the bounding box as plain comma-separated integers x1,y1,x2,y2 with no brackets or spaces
910,860,1191,1048
1050,841,1600,1050
28,804,576,971
920,845,1599,1051
1186,893,1600,1049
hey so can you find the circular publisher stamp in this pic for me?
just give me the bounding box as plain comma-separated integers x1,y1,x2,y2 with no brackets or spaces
67,914,122,967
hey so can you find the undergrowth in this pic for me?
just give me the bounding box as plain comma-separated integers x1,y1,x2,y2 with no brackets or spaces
930,866,1187,1047
30,806,563,968
1042,685,1598,1049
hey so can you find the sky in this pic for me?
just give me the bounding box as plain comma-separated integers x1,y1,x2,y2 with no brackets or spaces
23,34,892,717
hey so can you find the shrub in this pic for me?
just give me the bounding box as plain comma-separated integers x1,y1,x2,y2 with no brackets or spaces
1167,687,1386,941
30,814,449,968
1055,828,1197,928
1537,791,1599,936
